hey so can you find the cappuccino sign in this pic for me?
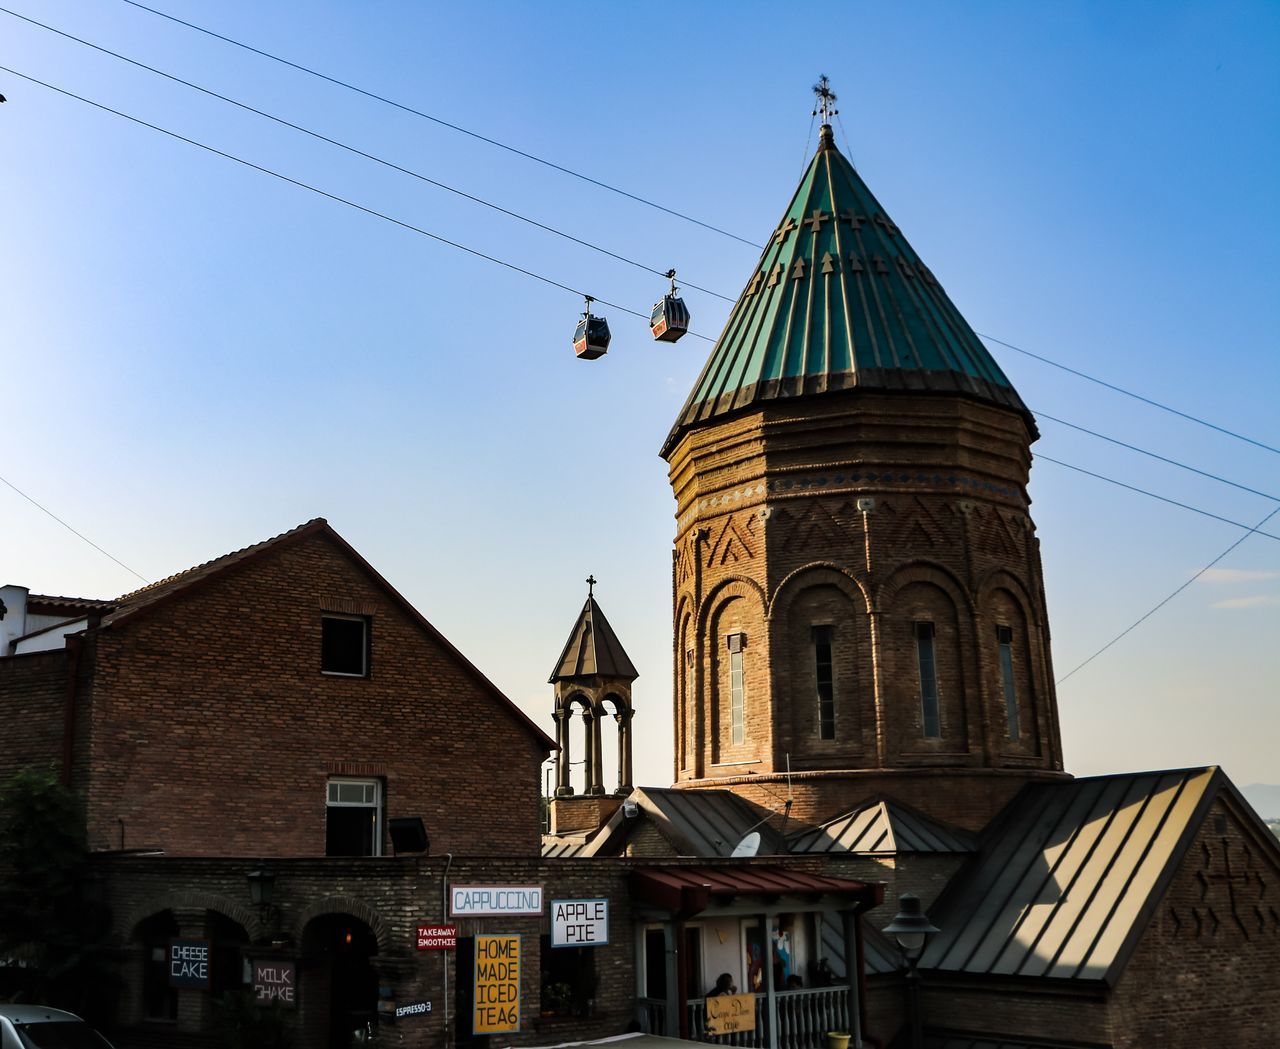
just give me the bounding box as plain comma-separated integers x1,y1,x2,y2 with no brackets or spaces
450,885,543,916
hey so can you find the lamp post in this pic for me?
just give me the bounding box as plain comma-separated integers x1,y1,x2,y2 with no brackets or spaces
882,894,939,1049
247,864,280,941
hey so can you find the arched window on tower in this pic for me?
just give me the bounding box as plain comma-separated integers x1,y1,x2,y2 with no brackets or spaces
996,624,1020,739
914,621,941,739
812,625,836,740
727,632,746,745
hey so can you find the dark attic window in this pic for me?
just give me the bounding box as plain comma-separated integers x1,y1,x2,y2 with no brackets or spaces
321,614,370,676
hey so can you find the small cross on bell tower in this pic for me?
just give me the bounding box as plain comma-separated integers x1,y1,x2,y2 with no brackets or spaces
813,75,839,149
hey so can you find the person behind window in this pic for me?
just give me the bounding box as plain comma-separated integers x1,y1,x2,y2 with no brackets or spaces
786,973,804,990
706,972,737,997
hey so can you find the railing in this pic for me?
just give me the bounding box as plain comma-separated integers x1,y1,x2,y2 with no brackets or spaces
646,987,852,1049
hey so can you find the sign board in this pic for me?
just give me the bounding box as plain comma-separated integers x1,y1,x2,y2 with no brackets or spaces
395,1001,432,1019
416,923,457,950
252,959,296,1008
705,993,756,1036
550,899,609,947
450,884,543,916
168,939,210,989
473,934,521,1034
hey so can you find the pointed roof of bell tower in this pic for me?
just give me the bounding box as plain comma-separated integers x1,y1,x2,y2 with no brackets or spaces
549,577,639,683
663,98,1032,458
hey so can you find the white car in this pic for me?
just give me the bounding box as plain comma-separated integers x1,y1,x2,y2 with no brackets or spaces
0,1006,114,1049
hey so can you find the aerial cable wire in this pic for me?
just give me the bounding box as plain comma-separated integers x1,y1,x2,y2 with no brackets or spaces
1033,411,1279,504
98,2,1279,457
114,0,761,248
1033,455,1280,541
0,64,716,341
5,64,1275,549
981,333,1279,456
1056,504,1280,684
0,7,735,305
0,473,150,584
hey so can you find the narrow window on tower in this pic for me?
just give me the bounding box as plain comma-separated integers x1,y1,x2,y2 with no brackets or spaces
914,622,940,738
727,633,745,745
997,625,1020,738
813,625,835,740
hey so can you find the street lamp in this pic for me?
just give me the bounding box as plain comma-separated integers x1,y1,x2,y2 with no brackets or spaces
246,864,276,908
882,894,939,1049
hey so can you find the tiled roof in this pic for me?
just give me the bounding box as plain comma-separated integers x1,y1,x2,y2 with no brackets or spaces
788,797,975,854
549,595,638,683
26,594,117,615
582,786,788,858
921,767,1234,984
663,124,1031,458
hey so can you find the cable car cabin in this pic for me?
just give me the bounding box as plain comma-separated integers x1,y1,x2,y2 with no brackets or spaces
573,313,611,360
650,294,690,342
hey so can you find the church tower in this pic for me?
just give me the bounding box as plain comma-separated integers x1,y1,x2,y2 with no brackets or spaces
547,579,639,835
664,109,1067,831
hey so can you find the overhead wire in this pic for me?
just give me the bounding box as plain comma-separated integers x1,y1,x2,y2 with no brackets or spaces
0,474,150,585
1033,455,1280,541
114,0,762,248
1033,411,1279,504
1056,504,1280,684
0,7,738,304
0,64,716,341
95,1,1275,458
981,332,1279,456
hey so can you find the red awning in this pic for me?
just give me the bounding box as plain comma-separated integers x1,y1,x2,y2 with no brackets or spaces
631,865,882,917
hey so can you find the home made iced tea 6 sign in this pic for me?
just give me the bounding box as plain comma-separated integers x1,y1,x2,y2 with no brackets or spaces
473,934,521,1035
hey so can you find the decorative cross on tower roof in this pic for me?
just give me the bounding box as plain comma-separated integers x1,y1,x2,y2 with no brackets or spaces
812,74,838,125
586,574,597,597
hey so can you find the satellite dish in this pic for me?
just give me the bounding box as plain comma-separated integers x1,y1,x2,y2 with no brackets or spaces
730,831,761,858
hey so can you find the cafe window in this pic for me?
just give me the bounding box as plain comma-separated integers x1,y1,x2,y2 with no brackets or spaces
325,778,382,856
322,614,369,676
137,911,178,1022
540,936,597,1017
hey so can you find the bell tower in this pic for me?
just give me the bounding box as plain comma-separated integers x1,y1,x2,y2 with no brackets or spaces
664,102,1067,831
548,578,639,835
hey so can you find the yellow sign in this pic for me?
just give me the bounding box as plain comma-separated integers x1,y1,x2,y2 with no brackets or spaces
473,934,521,1034
705,993,755,1035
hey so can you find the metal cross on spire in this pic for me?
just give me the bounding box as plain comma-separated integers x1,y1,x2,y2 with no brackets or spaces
586,574,597,597
812,75,838,124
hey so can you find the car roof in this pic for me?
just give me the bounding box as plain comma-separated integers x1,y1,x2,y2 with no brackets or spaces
0,1004,83,1023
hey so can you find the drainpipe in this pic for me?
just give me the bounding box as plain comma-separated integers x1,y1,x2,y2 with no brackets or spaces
441,853,453,1040
60,635,82,787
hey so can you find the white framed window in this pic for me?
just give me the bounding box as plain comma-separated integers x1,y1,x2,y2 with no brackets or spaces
321,614,369,677
325,777,382,856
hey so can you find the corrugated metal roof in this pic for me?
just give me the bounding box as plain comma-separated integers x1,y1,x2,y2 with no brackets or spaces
549,596,639,683
921,768,1221,984
789,798,975,854
816,910,899,976
632,865,879,915
662,124,1032,458
541,837,590,858
582,787,788,858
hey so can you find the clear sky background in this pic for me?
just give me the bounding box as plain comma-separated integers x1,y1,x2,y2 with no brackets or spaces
2,1,1277,794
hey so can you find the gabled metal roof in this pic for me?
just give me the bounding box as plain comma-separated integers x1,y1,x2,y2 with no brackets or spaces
663,124,1032,458
549,596,638,683
789,797,976,855
582,786,788,858
921,767,1227,984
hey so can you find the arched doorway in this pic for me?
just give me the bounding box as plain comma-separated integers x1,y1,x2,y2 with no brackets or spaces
133,911,178,1023
301,913,379,1049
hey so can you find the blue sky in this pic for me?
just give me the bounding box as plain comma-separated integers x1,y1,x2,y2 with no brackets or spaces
2,1,1277,790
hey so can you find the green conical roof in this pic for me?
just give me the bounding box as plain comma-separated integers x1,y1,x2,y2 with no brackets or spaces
663,125,1031,457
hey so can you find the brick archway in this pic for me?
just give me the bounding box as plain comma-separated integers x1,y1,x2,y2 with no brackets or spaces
296,895,390,954
122,890,259,941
